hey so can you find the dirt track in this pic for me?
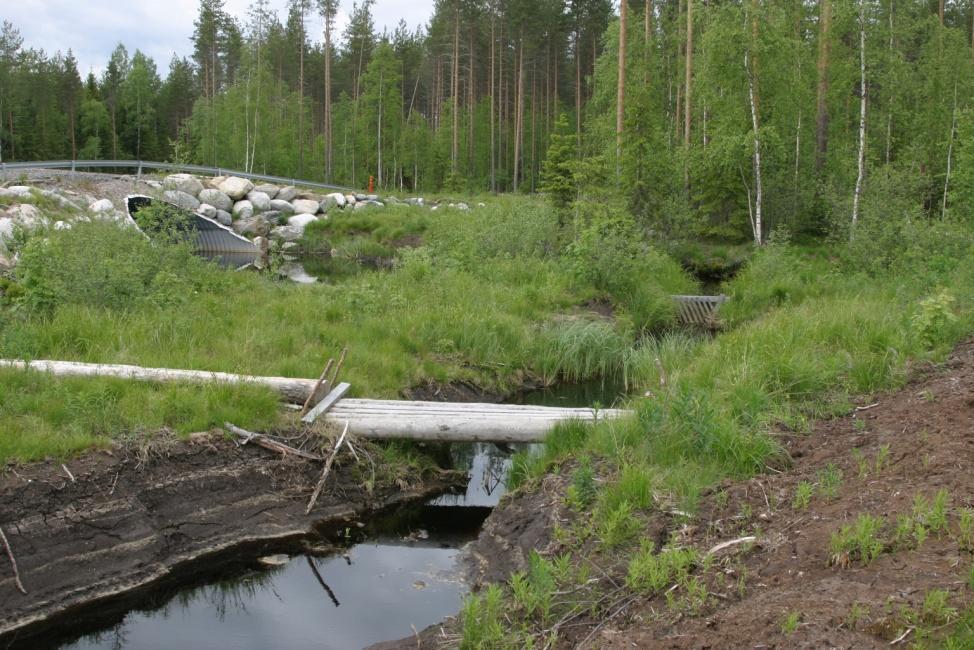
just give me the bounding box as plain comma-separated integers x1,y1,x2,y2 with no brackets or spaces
0,431,459,648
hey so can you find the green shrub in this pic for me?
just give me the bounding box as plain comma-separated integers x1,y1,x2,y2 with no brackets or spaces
15,221,223,313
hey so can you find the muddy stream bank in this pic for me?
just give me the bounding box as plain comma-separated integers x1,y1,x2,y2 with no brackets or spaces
1,379,626,649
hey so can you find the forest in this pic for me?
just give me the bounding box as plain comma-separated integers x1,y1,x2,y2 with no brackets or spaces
2,1,974,243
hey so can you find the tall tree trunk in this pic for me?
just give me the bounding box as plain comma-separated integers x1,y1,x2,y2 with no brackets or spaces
469,30,475,172
452,5,460,175
745,0,763,246
514,30,525,191
815,0,832,174
324,17,332,181
851,1,867,232
575,30,582,152
616,0,628,176
490,14,496,191
377,68,383,188
885,0,893,165
684,0,692,146
942,80,958,218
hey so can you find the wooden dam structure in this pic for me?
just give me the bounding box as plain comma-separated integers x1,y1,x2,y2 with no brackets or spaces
0,297,726,444
0,359,629,443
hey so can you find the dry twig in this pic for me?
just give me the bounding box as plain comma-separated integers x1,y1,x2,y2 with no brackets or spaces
305,421,350,515
0,526,27,595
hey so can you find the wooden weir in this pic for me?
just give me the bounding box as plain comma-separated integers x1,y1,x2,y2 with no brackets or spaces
0,358,630,444
673,294,729,326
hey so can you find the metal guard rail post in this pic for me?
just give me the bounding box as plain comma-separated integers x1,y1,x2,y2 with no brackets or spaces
0,160,355,192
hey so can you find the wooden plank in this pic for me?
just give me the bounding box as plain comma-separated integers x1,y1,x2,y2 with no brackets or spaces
301,382,352,424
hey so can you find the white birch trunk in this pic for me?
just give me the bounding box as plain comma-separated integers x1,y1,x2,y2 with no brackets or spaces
745,48,762,245
851,1,867,233
942,80,958,218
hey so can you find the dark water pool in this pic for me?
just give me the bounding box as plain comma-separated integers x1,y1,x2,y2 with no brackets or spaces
51,381,624,650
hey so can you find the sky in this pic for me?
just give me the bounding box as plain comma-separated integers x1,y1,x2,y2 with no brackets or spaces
4,0,434,78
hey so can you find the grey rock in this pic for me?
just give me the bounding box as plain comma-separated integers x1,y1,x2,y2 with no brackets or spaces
345,194,357,205
89,198,114,213
198,203,217,219
276,186,299,202
218,176,254,201
457,202,470,211
366,194,379,201
247,191,272,212
355,193,367,202
2,186,33,199
319,195,338,213
254,183,280,199
163,190,200,211
232,214,270,237
287,213,319,233
270,225,304,242
324,192,347,209
232,200,254,221
0,217,14,242
163,173,204,196
262,210,285,225
269,199,295,215
53,220,72,230
199,188,233,212
5,204,47,230
291,198,320,215
215,210,233,226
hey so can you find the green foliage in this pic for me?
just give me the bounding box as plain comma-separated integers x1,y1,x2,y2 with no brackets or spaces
539,113,577,211
912,289,959,350
626,541,698,594
15,220,223,314
792,481,813,511
460,585,509,649
781,612,801,635
830,514,886,567
566,458,597,510
598,500,641,549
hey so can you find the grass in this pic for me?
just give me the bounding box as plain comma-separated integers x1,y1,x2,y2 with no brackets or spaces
0,196,694,464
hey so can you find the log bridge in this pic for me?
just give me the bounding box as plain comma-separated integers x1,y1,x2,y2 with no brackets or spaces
0,359,630,444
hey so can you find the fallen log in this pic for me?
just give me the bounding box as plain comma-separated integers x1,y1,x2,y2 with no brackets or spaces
0,359,319,404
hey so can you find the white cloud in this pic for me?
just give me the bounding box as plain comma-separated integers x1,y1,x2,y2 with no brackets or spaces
6,0,432,79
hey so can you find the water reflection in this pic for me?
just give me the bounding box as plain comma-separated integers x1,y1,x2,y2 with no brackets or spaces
64,539,469,650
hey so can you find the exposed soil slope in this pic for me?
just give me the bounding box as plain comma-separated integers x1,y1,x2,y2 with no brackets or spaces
0,431,459,647
587,339,974,648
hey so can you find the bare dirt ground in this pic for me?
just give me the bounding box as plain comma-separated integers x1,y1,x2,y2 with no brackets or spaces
0,431,460,648
586,338,974,648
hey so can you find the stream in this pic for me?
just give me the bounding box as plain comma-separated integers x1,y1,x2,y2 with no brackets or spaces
55,379,625,650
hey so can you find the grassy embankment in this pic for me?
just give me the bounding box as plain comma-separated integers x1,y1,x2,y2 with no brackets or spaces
459,216,974,646
0,195,694,464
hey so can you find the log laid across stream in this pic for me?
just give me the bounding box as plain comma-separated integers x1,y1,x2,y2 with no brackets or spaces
0,359,632,443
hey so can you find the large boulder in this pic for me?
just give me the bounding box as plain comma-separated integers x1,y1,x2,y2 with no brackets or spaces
206,175,227,190
269,199,295,215
219,176,254,201
262,210,284,225
0,217,14,243
163,173,204,196
198,203,218,219
89,198,114,213
254,183,280,199
270,225,304,242
321,192,346,212
291,198,320,215
5,204,47,231
232,200,254,221
163,190,200,211
232,214,270,237
214,210,233,226
276,186,299,202
198,188,233,212
1,186,33,199
345,194,357,206
246,191,272,212
287,213,319,234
